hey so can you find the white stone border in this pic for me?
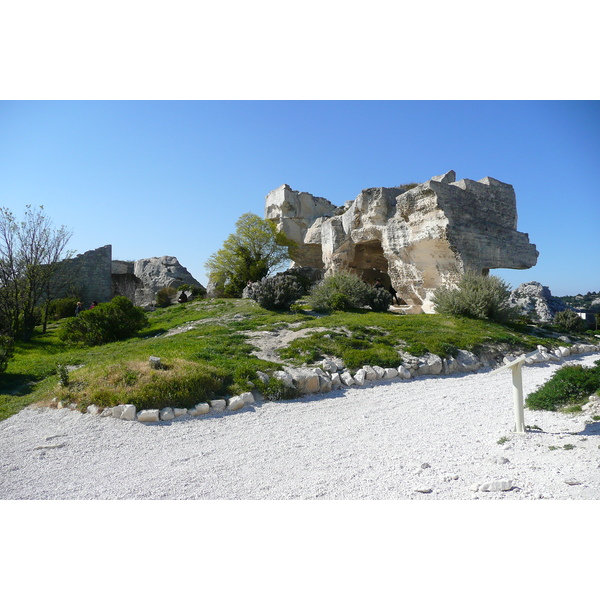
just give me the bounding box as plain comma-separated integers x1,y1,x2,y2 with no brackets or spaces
74,343,600,423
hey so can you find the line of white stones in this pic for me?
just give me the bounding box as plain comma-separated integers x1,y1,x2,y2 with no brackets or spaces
72,342,600,424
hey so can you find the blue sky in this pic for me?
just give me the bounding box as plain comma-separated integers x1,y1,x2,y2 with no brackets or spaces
1,100,598,296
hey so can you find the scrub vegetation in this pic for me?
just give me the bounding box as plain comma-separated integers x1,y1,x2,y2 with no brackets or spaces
1,295,598,421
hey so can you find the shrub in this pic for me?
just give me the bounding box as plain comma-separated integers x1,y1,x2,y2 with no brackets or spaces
432,271,518,323
47,297,78,321
247,273,304,310
309,272,372,312
156,286,177,308
58,296,149,346
553,310,587,333
526,360,600,411
256,377,298,401
177,284,206,298
367,287,392,312
0,334,14,374
59,359,227,411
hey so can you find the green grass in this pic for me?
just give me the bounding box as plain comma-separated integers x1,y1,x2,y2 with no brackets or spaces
0,297,594,421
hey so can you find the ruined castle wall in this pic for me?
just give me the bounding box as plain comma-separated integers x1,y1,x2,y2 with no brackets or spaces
68,245,113,306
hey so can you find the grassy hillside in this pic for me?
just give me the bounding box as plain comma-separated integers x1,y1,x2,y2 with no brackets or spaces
0,297,590,421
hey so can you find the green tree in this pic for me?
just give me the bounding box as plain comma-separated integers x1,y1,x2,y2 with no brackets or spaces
205,213,292,297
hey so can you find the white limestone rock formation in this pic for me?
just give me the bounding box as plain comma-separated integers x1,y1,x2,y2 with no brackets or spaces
509,281,569,323
133,256,205,307
265,171,538,313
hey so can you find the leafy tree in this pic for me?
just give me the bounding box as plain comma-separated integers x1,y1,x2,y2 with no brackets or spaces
205,213,292,297
0,205,74,340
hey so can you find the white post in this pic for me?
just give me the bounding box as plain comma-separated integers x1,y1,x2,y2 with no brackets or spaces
511,362,525,434
487,352,533,434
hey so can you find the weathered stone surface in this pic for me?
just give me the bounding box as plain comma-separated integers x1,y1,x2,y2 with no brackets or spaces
133,256,204,307
160,407,175,421
354,369,367,386
372,366,386,379
173,408,188,418
210,399,227,411
509,282,568,323
340,371,355,386
472,479,514,492
273,371,295,388
384,367,398,379
266,172,537,313
256,371,270,384
86,404,100,416
397,366,412,379
227,395,245,411
331,373,342,388
149,356,162,369
188,402,210,416
318,374,332,393
112,405,125,419
362,366,378,381
285,368,320,394
138,409,160,422
62,244,204,308
455,350,482,373
415,354,443,376
322,358,338,373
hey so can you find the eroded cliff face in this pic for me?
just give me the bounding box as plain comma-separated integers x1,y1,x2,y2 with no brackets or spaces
265,171,538,313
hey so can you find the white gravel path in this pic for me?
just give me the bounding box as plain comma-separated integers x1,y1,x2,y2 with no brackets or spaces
2,353,599,500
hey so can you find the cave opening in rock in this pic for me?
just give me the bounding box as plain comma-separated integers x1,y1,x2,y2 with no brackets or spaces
349,240,391,287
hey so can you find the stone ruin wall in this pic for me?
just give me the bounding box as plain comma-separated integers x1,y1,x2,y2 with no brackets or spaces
65,245,204,308
265,171,539,313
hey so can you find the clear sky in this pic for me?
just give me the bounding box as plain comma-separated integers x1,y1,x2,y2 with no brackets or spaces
1,100,598,296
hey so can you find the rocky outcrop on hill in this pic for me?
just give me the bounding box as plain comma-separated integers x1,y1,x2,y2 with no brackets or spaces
131,256,204,307
265,171,538,313
509,282,569,323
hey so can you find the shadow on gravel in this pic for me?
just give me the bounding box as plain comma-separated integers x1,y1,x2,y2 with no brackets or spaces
578,421,600,436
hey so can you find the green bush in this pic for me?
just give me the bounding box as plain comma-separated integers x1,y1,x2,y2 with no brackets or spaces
156,286,177,308
47,297,79,321
256,376,298,401
309,273,372,312
526,360,600,411
368,287,392,312
432,271,518,323
553,310,587,333
58,296,149,346
177,284,206,298
0,334,14,374
247,273,304,310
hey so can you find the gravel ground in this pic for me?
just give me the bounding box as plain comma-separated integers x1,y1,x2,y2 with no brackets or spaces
1,353,599,500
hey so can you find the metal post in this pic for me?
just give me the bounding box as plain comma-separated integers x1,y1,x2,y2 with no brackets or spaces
511,362,525,434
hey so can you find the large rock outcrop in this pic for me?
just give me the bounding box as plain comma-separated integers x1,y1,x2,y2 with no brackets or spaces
265,171,538,312
129,256,204,307
509,282,569,323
